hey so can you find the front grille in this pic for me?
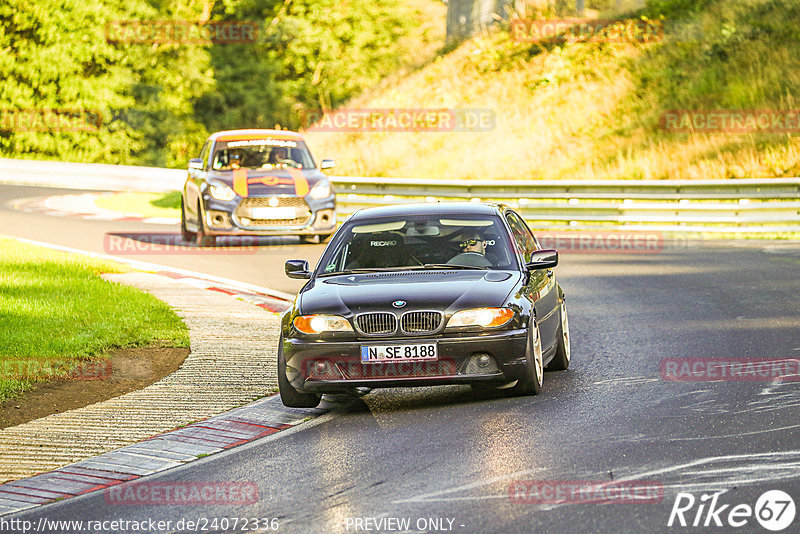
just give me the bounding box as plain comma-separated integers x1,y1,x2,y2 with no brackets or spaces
401,311,443,333
355,313,397,335
248,215,311,227
236,196,311,228
239,197,307,209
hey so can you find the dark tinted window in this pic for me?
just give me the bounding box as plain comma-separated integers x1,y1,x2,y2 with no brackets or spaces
505,211,537,263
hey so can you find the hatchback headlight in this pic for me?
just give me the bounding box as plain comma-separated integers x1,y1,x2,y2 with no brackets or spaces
209,182,236,201
447,308,514,329
293,315,353,335
308,180,332,199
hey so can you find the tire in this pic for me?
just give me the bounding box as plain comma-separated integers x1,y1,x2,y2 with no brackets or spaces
180,198,196,243
278,337,321,408
547,302,571,371
196,201,216,247
509,320,543,396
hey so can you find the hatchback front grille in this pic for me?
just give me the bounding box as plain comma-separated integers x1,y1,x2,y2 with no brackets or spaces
235,196,311,227
239,197,307,209
400,311,443,333
355,313,397,335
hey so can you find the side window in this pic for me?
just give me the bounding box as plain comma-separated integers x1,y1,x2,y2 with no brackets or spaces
506,211,537,263
199,140,211,169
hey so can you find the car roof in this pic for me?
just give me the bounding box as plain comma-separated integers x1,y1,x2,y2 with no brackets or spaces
349,202,507,221
209,129,305,142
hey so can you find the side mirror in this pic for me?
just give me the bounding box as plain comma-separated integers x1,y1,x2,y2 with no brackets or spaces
320,159,335,170
526,249,558,270
285,259,312,279
188,158,203,170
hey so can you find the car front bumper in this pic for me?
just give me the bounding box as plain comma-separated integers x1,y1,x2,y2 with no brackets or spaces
283,329,529,393
202,195,336,236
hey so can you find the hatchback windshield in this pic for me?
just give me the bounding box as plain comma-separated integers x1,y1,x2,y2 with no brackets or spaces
211,138,315,170
318,215,517,275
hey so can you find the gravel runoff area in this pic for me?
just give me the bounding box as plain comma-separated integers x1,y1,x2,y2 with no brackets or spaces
0,271,289,489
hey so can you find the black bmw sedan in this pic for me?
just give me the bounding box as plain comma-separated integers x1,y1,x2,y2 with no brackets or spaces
279,202,570,407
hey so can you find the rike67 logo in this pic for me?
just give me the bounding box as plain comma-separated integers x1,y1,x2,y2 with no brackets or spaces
668,490,796,531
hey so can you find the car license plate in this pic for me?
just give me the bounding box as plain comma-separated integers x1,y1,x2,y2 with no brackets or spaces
250,207,297,219
361,343,438,363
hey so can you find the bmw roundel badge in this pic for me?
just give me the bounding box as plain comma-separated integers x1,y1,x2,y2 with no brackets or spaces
392,300,407,308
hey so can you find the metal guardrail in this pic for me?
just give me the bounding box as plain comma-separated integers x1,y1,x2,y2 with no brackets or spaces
0,158,184,193
330,177,800,233
1,159,798,233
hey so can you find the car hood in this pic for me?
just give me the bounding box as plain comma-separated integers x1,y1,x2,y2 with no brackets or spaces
298,270,522,316
206,168,327,197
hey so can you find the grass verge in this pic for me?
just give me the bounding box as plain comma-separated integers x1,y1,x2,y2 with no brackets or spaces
305,0,800,180
94,192,181,219
0,237,189,402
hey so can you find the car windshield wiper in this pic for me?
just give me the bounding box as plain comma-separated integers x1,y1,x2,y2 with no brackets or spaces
318,267,420,277
422,263,489,270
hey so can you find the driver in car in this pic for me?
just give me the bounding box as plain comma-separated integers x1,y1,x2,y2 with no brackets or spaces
448,231,492,267
267,146,297,167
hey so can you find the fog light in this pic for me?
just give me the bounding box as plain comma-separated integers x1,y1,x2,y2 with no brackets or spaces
315,209,335,227
465,353,500,374
206,210,230,228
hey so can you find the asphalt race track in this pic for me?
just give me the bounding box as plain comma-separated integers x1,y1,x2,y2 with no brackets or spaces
3,184,800,533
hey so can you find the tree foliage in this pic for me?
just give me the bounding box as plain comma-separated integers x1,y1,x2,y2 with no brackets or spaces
0,0,425,167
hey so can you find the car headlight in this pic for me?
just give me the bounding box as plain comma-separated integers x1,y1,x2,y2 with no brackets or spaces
209,182,236,201
308,180,332,199
447,308,514,329
293,315,353,335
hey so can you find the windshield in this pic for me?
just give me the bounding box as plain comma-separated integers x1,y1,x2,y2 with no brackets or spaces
211,138,315,170
317,214,517,275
